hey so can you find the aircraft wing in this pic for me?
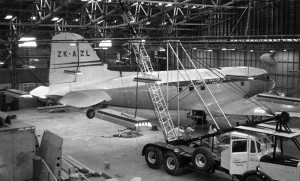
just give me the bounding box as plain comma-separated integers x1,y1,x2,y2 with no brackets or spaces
59,90,111,108
220,94,300,117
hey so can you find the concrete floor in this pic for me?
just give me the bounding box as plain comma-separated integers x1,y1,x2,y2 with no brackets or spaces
8,107,300,181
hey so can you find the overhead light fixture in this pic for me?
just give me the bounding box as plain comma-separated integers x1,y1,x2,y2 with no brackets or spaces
250,50,254,52
283,49,287,52
222,48,235,51
99,40,112,47
51,17,59,21
166,3,172,7
70,43,77,46
193,47,197,50
19,37,37,47
207,49,213,52
19,37,36,41
156,47,165,51
31,16,36,20
28,65,36,69
0,62,4,65
29,58,39,62
5,15,13,19
270,50,275,52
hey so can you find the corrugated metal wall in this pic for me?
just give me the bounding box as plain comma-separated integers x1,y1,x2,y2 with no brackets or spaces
179,49,300,98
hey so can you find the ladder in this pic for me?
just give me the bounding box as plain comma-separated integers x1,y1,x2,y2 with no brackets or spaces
118,0,178,142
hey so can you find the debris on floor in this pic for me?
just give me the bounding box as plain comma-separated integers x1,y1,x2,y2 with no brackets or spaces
113,129,143,138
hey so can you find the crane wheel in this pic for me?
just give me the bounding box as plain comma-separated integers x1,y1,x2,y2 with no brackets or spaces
192,147,214,172
86,109,96,119
163,151,183,176
144,146,163,169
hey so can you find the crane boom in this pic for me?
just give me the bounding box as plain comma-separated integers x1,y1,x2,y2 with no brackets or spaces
117,0,178,142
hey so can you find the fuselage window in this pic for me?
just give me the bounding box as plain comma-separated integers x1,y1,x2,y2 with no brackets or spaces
201,86,205,90
241,82,245,86
189,87,194,91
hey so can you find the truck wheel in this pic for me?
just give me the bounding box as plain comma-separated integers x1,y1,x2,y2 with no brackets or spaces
144,146,163,169
192,147,214,172
86,109,95,119
163,151,183,176
244,175,263,181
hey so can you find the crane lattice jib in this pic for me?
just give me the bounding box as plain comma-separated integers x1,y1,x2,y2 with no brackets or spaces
118,0,178,142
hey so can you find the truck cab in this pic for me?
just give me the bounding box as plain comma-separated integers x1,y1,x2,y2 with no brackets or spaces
220,125,300,181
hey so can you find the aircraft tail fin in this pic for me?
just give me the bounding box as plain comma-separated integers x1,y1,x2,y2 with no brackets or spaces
49,33,105,86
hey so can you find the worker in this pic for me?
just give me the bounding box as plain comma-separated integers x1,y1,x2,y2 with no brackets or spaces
113,129,142,138
174,124,185,137
208,125,218,146
185,125,194,139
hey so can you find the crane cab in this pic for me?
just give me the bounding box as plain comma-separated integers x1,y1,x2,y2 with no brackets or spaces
220,131,274,175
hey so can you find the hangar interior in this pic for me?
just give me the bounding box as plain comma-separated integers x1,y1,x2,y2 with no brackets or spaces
0,0,300,181
0,0,299,97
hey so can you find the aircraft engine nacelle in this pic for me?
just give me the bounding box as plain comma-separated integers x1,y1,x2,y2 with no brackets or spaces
260,53,277,66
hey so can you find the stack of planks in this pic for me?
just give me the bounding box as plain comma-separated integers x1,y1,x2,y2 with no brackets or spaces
61,155,112,181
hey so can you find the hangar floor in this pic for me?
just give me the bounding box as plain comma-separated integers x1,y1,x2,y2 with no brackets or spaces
8,107,300,181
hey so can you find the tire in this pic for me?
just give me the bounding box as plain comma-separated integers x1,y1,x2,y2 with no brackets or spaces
163,151,183,176
192,147,214,172
144,146,163,169
244,175,263,181
86,109,96,119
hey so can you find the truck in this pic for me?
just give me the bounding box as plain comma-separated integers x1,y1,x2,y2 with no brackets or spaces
142,112,300,181
115,1,300,180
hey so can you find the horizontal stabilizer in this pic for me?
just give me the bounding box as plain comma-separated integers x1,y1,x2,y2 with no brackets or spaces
59,90,111,108
96,109,151,129
30,86,49,99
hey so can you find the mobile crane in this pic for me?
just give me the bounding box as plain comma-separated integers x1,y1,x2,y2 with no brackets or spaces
117,1,300,180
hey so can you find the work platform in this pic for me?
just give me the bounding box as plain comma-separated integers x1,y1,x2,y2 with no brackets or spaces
96,108,151,129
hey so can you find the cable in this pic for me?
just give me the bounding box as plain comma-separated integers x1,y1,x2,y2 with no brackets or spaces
134,71,139,117
181,43,274,115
